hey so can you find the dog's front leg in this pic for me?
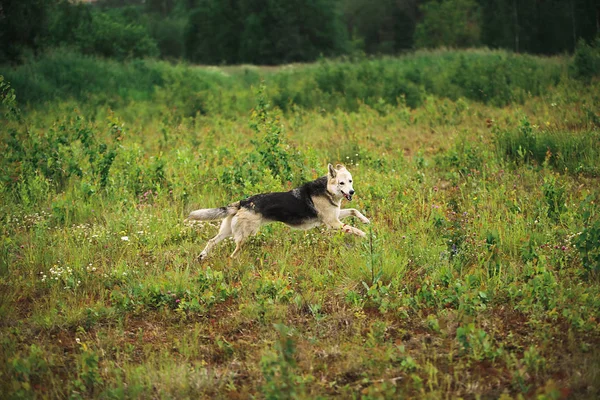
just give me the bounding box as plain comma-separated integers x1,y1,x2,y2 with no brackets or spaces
341,223,366,237
324,218,366,237
339,208,370,224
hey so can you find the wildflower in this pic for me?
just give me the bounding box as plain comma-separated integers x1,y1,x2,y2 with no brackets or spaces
121,236,129,241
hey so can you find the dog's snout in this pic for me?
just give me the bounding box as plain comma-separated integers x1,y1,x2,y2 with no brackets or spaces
349,189,355,195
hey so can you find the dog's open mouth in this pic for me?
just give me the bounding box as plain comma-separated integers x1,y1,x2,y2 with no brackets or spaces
343,192,353,201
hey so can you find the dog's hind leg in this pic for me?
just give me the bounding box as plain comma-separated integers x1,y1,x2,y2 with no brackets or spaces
199,215,233,260
229,210,261,258
230,239,246,258
339,208,370,224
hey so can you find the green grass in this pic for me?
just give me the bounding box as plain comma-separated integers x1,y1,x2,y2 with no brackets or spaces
3,48,566,115
1,50,600,398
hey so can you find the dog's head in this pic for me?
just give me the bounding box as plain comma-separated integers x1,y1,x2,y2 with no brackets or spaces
327,163,355,201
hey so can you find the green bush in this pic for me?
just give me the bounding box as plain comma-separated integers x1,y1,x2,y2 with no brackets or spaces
575,197,600,277
1,112,121,191
75,12,158,60
1,49,569,113
494,117,600,176
149,16,185,59
184,0,348,65
571,37,600,81
415,0,481,49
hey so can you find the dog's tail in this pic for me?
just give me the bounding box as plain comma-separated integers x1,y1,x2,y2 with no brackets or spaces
186,201,240,221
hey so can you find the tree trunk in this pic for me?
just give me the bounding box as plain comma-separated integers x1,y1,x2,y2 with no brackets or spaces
513,0,519,53
571,0,576,52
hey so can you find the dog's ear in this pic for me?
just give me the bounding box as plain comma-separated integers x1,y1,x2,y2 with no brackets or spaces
328,163,337,178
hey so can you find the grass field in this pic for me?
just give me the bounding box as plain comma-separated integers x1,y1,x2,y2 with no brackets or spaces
1,49,600,399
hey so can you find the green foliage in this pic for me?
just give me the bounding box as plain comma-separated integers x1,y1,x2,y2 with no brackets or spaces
415,0,481,49
185,0,348,65
71,344,104,397
1,112,121,192
575,196,600,277
514,263,559,312
218,84,308,196
575,223,600,276
342,0,417,54
1,51,600,399
495,117,600,176
184,1,240,64
148,17,186,59
571,37,600,81
47,0,92,48
250,85,304,185
361,228,383,288
0,75,21,121
456,323,503,362
110,267,237,315
449,52,561,106
7,344,53,397
75,11,159,60
542,175,566,222
3,49,568,113
481,0,598,54
256,272,295,304
0,0,57,62
237,0,349,64
2,0,600,65
435,135,483,179
260,324,305,399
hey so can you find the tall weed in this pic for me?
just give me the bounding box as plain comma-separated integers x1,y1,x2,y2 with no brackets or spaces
494,117,600,176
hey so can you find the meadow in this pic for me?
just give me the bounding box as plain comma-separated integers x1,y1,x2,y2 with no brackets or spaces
1,48,600,399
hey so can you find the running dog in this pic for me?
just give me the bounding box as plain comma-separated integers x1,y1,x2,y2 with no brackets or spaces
188,163,370,259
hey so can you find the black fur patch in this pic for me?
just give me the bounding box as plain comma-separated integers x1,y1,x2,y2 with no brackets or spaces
239,176,329,226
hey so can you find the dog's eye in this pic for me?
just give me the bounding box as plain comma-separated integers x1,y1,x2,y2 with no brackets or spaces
340,182,345,185
349,180,353,183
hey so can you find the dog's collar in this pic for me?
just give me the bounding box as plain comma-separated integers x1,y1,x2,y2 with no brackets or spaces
324,190,341,207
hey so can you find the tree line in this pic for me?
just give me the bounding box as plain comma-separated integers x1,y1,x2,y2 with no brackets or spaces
1,0,599,64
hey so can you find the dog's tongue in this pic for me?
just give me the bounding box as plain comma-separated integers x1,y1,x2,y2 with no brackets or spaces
344,193,352,201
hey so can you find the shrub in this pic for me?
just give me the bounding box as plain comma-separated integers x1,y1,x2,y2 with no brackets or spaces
571,37,600,81
3,49,566,113
575,196,600,277
494,117,600,176
148,17,185,59
75,12,159,60
415,0,481,49
1,85,122,192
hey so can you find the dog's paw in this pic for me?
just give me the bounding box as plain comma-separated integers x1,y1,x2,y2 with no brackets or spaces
360,217,370,224
198,251,208,261
356,229,367,238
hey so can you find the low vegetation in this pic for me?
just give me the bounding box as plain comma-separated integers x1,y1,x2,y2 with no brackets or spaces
1,49,599,398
